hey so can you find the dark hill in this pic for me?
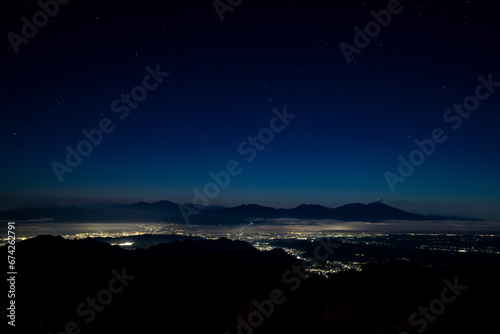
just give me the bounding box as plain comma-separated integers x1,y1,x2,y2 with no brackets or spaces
3,234,499,333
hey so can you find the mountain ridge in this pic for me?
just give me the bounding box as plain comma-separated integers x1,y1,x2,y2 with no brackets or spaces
0,200,481,223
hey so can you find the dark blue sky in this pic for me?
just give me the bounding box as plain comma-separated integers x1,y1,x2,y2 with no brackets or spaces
1,0,499,220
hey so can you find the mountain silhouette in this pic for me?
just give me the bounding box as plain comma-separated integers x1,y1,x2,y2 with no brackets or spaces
0,200,478,224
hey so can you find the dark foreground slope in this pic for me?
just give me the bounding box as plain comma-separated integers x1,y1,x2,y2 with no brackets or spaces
2,236,499,334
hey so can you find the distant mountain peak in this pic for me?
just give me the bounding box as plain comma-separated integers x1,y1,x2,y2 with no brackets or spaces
0,200,479,224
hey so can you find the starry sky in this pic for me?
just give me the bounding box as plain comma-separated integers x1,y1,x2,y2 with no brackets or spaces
1,0,499,220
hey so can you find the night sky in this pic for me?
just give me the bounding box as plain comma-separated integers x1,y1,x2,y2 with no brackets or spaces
1,0,499,220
